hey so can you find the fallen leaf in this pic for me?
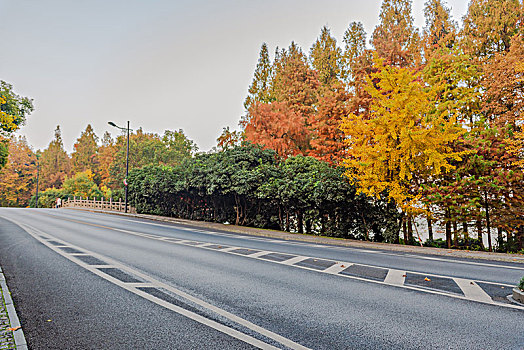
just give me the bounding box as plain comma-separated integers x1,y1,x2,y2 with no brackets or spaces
501,286,504,289
402,274,407,277
341,265,345,268
46,319,52,322
424,277,431,281
470,282,474,285
7,326,21,331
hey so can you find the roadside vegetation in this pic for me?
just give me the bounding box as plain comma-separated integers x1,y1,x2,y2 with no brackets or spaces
1,0,523,253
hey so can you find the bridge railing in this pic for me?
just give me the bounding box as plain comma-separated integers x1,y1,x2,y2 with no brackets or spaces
63,197,136,214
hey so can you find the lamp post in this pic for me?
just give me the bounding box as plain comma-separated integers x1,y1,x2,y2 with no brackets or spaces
108,121,131,213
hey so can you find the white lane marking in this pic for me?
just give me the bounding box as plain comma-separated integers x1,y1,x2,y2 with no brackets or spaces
220,247,241,253
125,283,158,288
10,220,310,350
69,253,89,256
454,278,494,304
44,212,522,290
323,263,350,275
249,251,272,258
90,265,118,269
198,243,218,248
46,210,524,269
281,256,309,266
107,215,524,270
384,270,406,285
20,212,524,310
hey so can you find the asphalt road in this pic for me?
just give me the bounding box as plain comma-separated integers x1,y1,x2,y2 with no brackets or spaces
0,208,522,349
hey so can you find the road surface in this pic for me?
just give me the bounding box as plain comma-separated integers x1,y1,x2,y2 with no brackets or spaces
0,208,522,349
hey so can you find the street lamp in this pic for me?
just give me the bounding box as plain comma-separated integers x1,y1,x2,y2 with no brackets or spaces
108,121,131,213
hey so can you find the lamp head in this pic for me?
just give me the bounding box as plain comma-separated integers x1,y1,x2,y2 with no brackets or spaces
108,121,117,127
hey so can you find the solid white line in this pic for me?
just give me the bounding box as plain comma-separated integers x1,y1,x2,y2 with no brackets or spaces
454,278,494,304
280,256,309,266
384,270,406,285
323,263,350,275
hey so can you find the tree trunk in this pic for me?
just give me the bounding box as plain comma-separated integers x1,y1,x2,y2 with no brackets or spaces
407,215,413,245
497,227,504,251
285,210,290,232
463,222,469,241
517,226,524,251
297,210,304,234
453,221,458,246
320,212,326,235
484,192,492,252
476,218,484,249
427,216,433,242
305,218,312,234
445,216,452,249
402,216,408,244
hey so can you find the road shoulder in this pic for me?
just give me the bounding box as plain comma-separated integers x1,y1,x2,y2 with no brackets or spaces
0,265,27,350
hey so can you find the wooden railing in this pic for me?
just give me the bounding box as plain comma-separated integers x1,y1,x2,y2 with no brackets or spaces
63,197,136,214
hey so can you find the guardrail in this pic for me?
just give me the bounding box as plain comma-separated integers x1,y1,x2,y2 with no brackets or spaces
63,197,136,214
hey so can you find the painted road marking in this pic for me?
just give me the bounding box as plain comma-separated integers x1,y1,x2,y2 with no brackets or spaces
219,247,240,253
281,256,309,266
19,212,524,311
249,251,272,258
323,263,351,275
8,219,310,350
453,278,494,304
40,210,524,270
384,269,406,285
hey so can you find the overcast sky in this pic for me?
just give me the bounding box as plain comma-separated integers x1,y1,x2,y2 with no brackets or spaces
0,0,469,152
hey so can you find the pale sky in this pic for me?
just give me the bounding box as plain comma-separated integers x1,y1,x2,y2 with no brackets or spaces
0,0,469,152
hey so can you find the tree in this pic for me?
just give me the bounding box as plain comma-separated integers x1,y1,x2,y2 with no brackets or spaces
310,26,342,86
422,0,457,59
340,61,464,214
0,136,36,207
271,42,319,119
0,81,34,168
243,43,273,114
98,132,117,189
308,83,349,164
371,0,421,67
244,101,308,157
0,81,33,135
39,126,71,190
217,127,243,151
341,22,368,84
461,0,522,59
62,170,103,198
72,124,100,181
161,129,197,165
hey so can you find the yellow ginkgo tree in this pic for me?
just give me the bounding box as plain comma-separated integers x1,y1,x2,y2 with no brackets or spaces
339,60,464,215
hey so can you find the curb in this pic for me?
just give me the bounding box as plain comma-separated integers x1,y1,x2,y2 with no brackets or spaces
0,266,28,350
62,207,524,264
